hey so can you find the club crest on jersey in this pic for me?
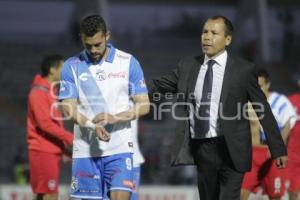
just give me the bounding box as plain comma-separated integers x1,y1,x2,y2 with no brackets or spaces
96,70,106,81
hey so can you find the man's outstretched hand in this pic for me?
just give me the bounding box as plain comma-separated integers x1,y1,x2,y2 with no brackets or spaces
275,155,288,169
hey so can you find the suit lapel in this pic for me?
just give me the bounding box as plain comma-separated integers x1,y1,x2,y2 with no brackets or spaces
219,54,235,106
187,56,204,103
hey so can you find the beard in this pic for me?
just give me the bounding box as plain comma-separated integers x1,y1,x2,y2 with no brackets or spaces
90,53,101,62
88,50,105,63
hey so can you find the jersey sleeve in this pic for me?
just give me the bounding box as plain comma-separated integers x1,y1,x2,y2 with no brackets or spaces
128,56,148,96
281,96,297,129
58,61,78,100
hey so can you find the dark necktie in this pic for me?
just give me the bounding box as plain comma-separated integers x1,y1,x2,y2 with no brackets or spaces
194,59,215,138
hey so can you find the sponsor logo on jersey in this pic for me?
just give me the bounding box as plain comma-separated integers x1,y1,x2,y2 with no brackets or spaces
79,73,89,81
108,72,126,79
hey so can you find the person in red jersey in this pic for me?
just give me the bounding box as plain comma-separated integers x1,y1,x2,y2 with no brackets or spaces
241,69,296,200
287,78,300,200
27,55,73,200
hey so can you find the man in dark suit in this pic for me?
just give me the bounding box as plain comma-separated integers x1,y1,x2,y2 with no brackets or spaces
148,16,287,200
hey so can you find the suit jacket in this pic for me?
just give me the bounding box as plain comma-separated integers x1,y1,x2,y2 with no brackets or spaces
148,53,287,172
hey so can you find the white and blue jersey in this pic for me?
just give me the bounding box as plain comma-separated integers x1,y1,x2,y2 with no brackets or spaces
260,92,297,141
59,43,148,158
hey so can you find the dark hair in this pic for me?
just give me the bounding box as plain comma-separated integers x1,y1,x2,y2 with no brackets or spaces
40,54,64,77
80,15,107,36
256,68,270,83
209,15,234,36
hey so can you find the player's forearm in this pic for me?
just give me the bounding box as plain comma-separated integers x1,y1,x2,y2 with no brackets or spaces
114,103,150,123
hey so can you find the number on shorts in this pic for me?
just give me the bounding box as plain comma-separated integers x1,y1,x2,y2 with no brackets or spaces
126,157,132,170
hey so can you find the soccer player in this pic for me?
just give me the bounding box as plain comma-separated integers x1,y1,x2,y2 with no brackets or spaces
241,69,297,200
59,15,149,200
27,55,74,200
287,79,300,200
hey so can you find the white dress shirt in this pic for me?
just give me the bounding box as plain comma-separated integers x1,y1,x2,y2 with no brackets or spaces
191,50,228,138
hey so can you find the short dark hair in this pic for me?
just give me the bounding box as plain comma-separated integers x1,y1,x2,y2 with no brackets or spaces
256,68,270,83
40,54,64,77
80,15,107,36
209,15,234,36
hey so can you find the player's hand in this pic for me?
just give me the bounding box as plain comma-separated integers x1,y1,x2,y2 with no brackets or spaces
95,125,110,142
92,113,117,125
275,155,288,169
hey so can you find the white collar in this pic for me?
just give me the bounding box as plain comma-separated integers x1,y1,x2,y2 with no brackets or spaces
203,50,227,67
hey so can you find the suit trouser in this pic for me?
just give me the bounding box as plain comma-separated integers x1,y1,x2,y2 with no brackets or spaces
191,136,244,200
